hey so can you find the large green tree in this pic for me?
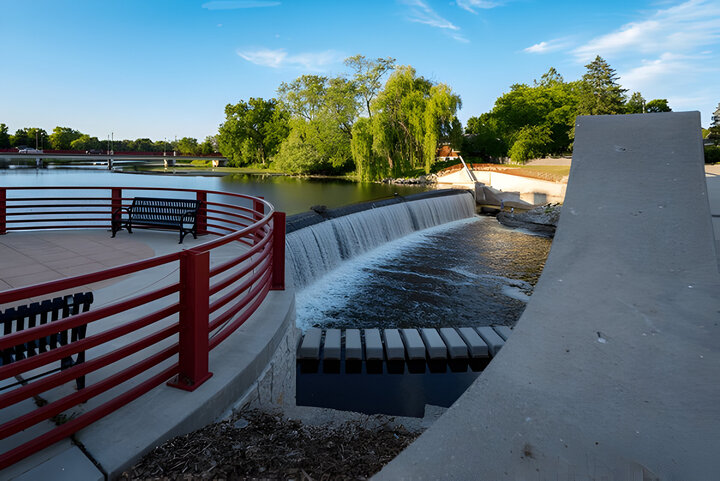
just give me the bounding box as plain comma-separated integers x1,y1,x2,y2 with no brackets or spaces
351,66,461,179
577,56,627,115
0,124,10,148
464,67,579,162
709,103,720,144
344,55,396,118
625,92,646,114
275,75,359,174
218,97,289,166
49,126,83,150
70,134,102,151
11,128,48,148
645,99,671,113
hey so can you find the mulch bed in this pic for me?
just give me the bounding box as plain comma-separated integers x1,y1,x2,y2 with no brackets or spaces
120,410,419,480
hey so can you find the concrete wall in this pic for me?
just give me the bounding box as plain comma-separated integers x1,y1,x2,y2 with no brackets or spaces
376,112,720,479
438,169,567,204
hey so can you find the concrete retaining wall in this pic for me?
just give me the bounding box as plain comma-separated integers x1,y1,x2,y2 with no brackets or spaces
438,169,567,204
376,112,720,479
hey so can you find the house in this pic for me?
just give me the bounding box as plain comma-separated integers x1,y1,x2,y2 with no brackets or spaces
436,145,460,160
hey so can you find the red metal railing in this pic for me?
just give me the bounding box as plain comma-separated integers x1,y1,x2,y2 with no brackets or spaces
0,186,285,469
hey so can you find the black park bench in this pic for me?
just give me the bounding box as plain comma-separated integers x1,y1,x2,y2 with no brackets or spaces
1,292,94,390
111,197,202,244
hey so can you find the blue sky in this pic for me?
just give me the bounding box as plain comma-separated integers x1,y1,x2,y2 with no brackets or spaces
1,0,718,141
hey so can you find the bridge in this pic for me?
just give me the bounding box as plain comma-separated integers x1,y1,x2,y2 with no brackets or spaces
0,151,229,168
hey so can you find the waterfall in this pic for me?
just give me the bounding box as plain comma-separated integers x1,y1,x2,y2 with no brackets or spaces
286,192,475,288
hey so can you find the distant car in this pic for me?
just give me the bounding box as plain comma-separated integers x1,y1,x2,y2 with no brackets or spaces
86,149,103,154
18,148,43,154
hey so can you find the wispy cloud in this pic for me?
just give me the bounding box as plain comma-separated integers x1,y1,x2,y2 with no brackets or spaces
523,38,572,54
237,48,343,71
572,0,720,61
202,1,280,10
401,0,460,31
456,0,500,14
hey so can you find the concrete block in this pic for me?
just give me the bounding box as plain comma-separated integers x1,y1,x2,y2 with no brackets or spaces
344,329,362,361
457,327,489,358
383,329,405,361
439,328,469,359
492,325,512,341
323,329,341,360
420,328,447,360
298,328,322,360
401,329,426,360
364,329,383,361
475,326,505,356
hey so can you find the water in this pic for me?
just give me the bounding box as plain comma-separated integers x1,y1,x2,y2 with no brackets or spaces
294,214,551,331
286,193,477,287
0,167,428,215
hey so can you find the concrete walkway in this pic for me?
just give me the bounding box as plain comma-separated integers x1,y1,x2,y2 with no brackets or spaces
376,112,720,479
0,229,296,480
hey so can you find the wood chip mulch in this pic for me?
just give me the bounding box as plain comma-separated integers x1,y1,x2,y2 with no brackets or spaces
120,409,419,480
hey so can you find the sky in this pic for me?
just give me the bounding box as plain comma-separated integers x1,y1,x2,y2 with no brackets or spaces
1,0,718,142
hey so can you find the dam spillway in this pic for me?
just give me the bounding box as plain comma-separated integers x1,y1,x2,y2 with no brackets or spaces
285,191,476,288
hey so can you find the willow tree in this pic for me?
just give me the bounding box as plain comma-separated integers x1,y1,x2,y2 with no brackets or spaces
353,66,461,179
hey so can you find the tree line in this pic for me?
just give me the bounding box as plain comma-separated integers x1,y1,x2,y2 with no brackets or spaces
462,56,673,163
0,124,217,156
217,55,463,180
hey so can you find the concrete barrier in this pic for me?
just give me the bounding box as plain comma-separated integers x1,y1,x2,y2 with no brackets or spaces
376,112,720,479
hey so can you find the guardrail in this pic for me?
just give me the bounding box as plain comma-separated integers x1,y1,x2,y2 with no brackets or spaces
0,186,285,469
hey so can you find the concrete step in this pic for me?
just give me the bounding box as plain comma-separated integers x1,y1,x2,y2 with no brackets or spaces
298,326,509,362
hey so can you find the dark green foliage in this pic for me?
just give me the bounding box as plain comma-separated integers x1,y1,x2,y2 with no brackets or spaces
645,99,671,113
0,124,10,148
709,103,720,144
705,146,720,164
625,92,646,114
217,98,289,166
577,56,627,116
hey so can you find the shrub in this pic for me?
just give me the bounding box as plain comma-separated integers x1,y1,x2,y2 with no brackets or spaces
705,146,720,164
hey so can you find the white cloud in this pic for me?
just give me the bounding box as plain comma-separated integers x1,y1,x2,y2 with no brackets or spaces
401,0,460,31
237,48,343,71
524,38,572,54
202,1,280,10
456,0,500,14
573,0,720,61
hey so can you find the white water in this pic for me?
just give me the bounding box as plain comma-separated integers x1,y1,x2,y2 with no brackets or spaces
285,193,476,288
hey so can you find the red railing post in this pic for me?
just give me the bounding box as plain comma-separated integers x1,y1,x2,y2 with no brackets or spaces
196,191,207,235
168,250,213,391
253,197,264,245
111,187,121,230
0,188,6,235
271,211,285,291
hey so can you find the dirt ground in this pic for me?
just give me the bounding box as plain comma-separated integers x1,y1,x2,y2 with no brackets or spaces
121,409,421,480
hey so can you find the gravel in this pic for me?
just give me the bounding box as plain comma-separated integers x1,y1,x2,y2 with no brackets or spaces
121,409,421,480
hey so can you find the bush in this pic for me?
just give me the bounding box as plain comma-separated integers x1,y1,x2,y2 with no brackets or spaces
705,146,720,164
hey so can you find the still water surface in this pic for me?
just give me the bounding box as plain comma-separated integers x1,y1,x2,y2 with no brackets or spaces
0,166,427,215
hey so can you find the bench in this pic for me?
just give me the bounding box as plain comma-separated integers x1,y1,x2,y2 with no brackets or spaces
112,197,202,244
1,292,94,390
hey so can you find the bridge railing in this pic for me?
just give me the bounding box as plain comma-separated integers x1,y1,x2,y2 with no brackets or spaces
0,186,285,469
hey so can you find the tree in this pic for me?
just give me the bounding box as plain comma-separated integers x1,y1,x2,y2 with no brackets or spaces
177,137,199,155
577,56,626,116
508,125,552,163
70,134,102,151
645,99,671,113
709,103,720,144
218,97,289,166
625,92,646,114
0,124,9,148
200,136,217,155
49,126,83,150
11,128,48,148
276,75,359,174
344,55,395,118
355,66,461,178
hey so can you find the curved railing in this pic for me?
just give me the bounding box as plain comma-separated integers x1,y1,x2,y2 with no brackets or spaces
0,186,285,469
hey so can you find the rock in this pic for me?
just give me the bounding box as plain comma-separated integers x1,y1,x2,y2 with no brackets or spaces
496,204,561,236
